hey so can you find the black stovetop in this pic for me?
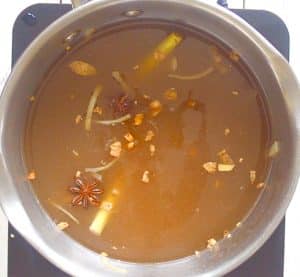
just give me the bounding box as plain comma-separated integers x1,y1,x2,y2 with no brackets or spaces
8,4,289,277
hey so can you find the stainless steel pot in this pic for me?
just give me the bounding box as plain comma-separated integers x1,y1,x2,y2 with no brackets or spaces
0,0,299,276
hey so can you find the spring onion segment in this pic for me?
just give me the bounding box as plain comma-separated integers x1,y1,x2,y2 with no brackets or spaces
137,32,183,77
89,180,121,235
85,85,102,131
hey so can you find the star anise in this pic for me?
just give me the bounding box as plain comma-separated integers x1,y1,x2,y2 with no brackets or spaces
69,176,103,208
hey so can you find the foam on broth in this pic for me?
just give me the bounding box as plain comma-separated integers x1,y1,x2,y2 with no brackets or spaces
25,21,271,262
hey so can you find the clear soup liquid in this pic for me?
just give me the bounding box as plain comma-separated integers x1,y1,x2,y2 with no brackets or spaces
25,22,270,262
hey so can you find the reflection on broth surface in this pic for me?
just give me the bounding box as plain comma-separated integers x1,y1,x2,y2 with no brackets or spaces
25,22,271,262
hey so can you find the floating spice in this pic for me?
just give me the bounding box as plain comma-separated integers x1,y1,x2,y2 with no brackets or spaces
236,222,242,227
223,230,232,239
85,85,102,131
110,141,122,158
145,130,155,142
124,133,134,142
112,188,120,196
75,171,81,178
72,150,79,157
143,94,151,100
207,238,217,249
224,128,230,136
168,66,214,80
57,222,69,231
75,114,83,124
69,60,97,76
127,141,136,150
149,100,162,117
164,88,178,100
133,113,144,126
250,170,256,184
149,144,156,156
187,99,198,109
101,252,109,257
218,149,234,165
268,140,279,157
149,100,162,109
69,176,103,208
210,45,222,64
232,90,239,96
27,171,36,180
65,45,71,51
218,164,235,172
256,182,265,189
229,50,240,62
203,162,217,173
29,95,35,102
142,171,150,183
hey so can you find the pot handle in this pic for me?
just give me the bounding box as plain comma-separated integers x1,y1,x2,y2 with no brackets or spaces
71,0,91,8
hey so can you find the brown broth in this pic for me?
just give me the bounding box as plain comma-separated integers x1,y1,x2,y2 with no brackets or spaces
25,22,270,262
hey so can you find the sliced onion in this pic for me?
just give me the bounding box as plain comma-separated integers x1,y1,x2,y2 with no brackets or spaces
168,66,214,80
85,158,119,173
49,201,79,224
112,71,136,98
94,114,131,126
90,173,103,182
85,85,102,131
170,56,178,72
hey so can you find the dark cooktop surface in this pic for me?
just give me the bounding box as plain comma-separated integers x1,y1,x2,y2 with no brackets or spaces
8,4,289,277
